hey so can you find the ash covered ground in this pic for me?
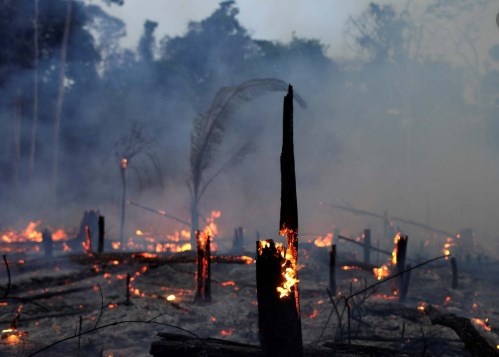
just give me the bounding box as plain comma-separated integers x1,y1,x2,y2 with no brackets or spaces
0,246,498,356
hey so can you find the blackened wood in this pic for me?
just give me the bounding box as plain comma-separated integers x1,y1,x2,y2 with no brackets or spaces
329,244,337,294
399,264,411,302
98,215,105,253
84,226,92,253
363,229,371,264
194,231,211,302
205,235,211,302
396,235,408,296
278,84,302,331
150,333,424,357
195,230,203,302
279,84,298,236
425,304,498,357
125,273,131,305
42,229,53,258
450,257,458,289
256,240,303,356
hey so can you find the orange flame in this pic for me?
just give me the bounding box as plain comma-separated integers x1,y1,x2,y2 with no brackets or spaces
313,233,333,248
391,233,401,265
341,265,360,271
276,243,299,298
373,264,390,280
442,237,455,258
472,318,492,332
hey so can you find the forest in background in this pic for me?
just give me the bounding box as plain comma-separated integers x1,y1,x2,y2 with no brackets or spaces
1,0,499,252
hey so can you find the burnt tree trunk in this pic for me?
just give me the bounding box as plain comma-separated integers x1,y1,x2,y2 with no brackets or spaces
450,257,458,289
98,215,105,253
255,84,302,356
330,244,337,295
396,235,408,298
279,84,301,315
363,229,371,264
194,231,211,303
256,240,303,357
42,229,53,258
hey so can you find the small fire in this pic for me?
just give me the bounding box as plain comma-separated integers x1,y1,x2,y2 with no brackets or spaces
308,309,318,319
373,264,390,280
221,281,236,287
1,328,26,345
166,294,176,301
220,328,234,336
0,221,69,250
472,318,492,332
341,265,360,271
241,255,254,264
313,233,333,248
417,302,427,312
276,244,299,299
392,233,401,264
442,237,456,258
121,158,128,169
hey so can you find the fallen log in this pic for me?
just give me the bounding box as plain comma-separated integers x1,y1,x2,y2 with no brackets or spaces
150,333,425,356
424,304,498,356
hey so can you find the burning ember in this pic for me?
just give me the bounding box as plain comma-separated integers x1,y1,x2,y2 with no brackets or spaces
373,264,390,280
275,242,299,299
1,305,25,345
442,236,456,258
166,294,176,301
1,328,26,345
472,318,492,332
341,265,361,271
313,232,333,248
391,232,401,264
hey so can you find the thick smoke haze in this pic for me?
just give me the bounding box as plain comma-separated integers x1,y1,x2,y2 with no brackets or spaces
1,0,499,256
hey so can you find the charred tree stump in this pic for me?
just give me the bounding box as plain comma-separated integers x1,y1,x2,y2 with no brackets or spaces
194,230,211,303
363,229,371,264
330,244,337,294
399,264,411,302
77,210,99,251
256,240,303,357
42,229,53,258
450,257,458,289
396,235,408,300
98,215,105,253
84,226,92,254
125,273,132,305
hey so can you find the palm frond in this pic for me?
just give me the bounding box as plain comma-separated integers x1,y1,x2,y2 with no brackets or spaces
190,78,306,196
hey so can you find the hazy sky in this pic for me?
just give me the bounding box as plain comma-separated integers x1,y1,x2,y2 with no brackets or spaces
88,0,396,58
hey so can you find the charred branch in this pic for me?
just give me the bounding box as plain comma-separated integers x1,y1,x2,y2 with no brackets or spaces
425,304,498,356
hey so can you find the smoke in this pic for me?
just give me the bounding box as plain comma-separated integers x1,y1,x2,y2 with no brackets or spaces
1,1,498,258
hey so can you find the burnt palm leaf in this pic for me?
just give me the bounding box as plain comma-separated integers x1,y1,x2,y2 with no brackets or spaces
189,78,306,199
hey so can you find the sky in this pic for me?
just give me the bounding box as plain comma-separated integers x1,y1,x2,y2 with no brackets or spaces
87,0,398,58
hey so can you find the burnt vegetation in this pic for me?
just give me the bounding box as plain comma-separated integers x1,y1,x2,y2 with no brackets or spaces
0,0,499,356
